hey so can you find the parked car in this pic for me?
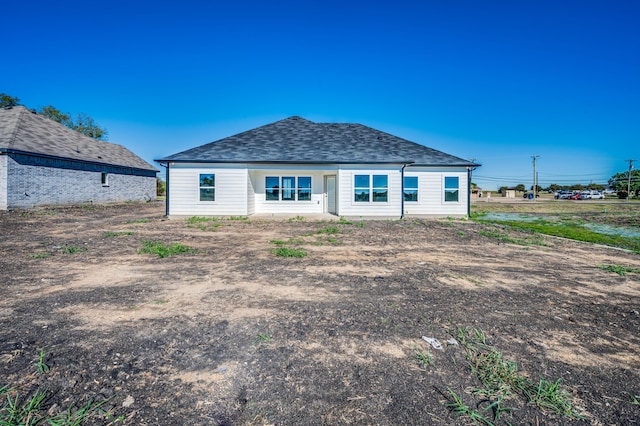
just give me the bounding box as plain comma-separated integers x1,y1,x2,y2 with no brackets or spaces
579,192,592,200
555,191,573,199
569,193,582,200
591,192,605,200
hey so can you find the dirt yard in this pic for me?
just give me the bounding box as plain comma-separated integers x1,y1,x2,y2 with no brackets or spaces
1,201,639,425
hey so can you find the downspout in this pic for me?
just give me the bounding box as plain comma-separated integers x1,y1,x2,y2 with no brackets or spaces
467,165,476,218
400,164,408,219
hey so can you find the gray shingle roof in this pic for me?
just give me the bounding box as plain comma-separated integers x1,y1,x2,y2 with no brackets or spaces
157,116,478,167
0,106,157,171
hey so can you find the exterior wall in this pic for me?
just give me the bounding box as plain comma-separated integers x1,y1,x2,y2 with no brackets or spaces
249,165,332,214
402,166,469,216
336,165,403,217
168,163,249,216
2,154,156,210
166,163,470,217
0,155,7,210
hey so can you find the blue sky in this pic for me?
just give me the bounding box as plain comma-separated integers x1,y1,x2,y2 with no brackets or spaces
3,0,639,190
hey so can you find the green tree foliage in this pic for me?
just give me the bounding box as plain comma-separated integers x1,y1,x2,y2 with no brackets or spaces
0,93,20,107
515,183,526,192
609,169,640,197
38,105,72,127
156,177,166,196
38,106,108,140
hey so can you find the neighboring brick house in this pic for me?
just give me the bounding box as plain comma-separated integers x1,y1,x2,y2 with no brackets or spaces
0,106,157,210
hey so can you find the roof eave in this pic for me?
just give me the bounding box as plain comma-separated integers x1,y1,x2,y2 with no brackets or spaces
2,148,159,173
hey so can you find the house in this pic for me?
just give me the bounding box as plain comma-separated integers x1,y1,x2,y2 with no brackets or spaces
156,116,479,218
0,106,157,210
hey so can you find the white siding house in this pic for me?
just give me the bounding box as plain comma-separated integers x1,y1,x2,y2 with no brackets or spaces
157,117,479,218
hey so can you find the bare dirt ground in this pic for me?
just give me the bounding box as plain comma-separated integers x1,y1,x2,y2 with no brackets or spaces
1,201,639,425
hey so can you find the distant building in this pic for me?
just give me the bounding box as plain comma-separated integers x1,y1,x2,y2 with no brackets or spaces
0,106,157,210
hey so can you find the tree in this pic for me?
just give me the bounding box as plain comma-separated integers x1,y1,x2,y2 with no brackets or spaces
0,93,20,108
37,106,108,141
156,177,166,197
38,105,72,127
73,113,108,140
515,184,526,193
609,169,640,197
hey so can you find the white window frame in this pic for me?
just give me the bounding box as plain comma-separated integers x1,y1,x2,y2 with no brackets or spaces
403,176,418,202
354,174,389,203
443,176,460,203
265,176,312,202
199,173,215,202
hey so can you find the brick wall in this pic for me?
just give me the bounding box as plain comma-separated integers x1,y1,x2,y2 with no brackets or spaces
3,153,157,209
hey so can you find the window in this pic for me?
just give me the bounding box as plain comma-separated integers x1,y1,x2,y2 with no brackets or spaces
101,172,108,186
444,176,459,202
354,174,388,202
265,176,312,201
199,174,215,201
404,176,418,202
298,176,311,201
266,176,279,201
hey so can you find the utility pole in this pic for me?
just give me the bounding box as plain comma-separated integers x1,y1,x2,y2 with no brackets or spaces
626,159,636,202
532,155,540,201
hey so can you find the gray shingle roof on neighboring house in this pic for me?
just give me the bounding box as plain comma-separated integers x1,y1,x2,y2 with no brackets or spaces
157,116,479,167
0,106,157,172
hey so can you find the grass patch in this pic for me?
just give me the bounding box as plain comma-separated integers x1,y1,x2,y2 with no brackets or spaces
126,218,148,224
597,264,640,275
478,228,547,246
228,215,249,221
317,226,340,235
288,215,305,222
103,231,135,237
450,326,583,421
61,245,87,254
253,332,273,344
186,216,221,231
138,240,196,258
0,385,111,425
474,217,640,252
337,216,353,225
271,247,307,258
29,252,51,259
415,348,432,368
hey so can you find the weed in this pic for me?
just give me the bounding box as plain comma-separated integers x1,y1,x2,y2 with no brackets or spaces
228,216,249,221
103,231,135,237
445,387,494,425
325,237,339,244
126,219,148,224
29,252,51,259
317,226,339,235
457,231,465,236
288,215,305,222
0,385,111,425
415,348,432,368
628,393,640,405
35,349,50,374
138,240,196,258
271,247,307,258
269,239,288,245
452,326,582,420
356,222,366,228
479,228,547,246
61,245,86,254
253,333,273,344
337,217,353,225
597,264,640,275
186,216,221,231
